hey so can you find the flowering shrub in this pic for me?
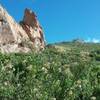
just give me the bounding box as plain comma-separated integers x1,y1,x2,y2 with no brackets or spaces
0,43,100,100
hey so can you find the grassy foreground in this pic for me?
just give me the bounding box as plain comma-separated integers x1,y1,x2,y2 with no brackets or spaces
0,42,100,100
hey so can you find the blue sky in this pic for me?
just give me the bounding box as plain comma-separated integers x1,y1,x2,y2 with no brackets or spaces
0,0,100,43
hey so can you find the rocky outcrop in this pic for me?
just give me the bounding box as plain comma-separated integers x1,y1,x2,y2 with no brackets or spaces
0,5,45,53
20,8,45,50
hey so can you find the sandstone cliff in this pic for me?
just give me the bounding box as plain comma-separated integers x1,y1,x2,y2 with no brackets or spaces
0,5,45,53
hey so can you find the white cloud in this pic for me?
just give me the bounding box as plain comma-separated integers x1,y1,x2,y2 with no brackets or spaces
85,38,100,43
92,38,100,43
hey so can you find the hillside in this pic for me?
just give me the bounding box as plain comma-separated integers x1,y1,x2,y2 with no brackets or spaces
0,42,100,100
53,42,100,52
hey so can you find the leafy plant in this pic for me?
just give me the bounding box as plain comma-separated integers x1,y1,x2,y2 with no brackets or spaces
0,43,100,100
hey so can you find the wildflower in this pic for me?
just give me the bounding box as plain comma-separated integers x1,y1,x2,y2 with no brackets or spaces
72,62,78,66
91,96,96,100
44,62,50,69
47,62,51,66
64,64,70,68
36,93,42,98
58,68,61,72
22,60,27,65
64,68,72,75
42,67,45,70
33,88,38,92
8,70,11,74
13,67,15,71
77,80,81,84
44,63,47,66
27,65,33,70
78,85,82,88
4,81,8,86
6,63,12,69
23,59,27,63
50,98,56,100
52,61,55,64
69,90,73,95
1,86,4,90
1,66,5,71
42,67,48,73
17,83,20,87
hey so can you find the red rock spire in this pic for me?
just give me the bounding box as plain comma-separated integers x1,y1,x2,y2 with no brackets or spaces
20,8,45,50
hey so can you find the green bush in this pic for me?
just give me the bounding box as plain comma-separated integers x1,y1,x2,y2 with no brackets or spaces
0,45,100,100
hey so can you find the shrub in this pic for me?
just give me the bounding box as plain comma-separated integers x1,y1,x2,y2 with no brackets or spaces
0,45,100,100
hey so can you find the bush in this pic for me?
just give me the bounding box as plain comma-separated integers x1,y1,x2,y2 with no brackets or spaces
0,46,100,100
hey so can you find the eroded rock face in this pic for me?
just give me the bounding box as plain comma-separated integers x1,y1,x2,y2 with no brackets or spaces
0,5,45,53
20,8,45,50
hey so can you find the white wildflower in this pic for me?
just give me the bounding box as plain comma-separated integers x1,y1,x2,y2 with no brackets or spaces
13,67,15,71
91,96,96,100
42,67,48,73
79,85,82,88
6,63,12,69
69,90,73,95
33,88,38,92
4,81,8,86
58,68,61,72
77,80,81,84
17,83,20,87
1,66,5,71
50,98,56,100
27,65,33,70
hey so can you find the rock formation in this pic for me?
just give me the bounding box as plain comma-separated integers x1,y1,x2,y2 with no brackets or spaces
20,8,45,50
0,5,45,53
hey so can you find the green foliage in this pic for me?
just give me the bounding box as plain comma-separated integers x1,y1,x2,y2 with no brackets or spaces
0,43,100,100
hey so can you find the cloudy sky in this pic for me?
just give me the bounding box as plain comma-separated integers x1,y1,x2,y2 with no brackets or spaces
0,0,100,43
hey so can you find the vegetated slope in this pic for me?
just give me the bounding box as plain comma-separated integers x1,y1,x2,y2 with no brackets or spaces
53,42,100,52
0,42,100,100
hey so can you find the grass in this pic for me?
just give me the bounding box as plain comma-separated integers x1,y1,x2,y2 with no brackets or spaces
0,42,100,100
